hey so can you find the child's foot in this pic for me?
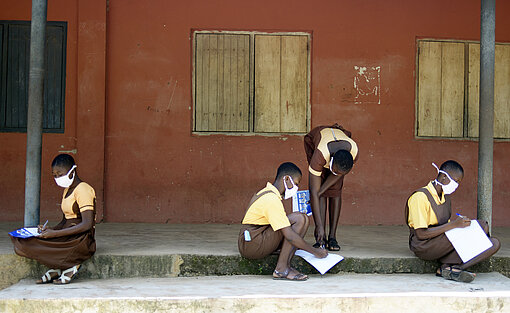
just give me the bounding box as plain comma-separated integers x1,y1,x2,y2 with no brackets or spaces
36,269,61,284
327,237,341,251
273,268,308,281
441,265,476,283
53,264,81,285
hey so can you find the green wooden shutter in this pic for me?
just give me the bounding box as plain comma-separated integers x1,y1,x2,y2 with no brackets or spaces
0,21,66,133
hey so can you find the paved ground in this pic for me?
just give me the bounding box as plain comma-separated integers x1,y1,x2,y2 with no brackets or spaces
3,273,509,299
1,273,510,313
2,222,509,258
1,223,510,312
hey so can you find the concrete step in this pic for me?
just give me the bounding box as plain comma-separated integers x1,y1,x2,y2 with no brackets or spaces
3,252,509,288
1,223,509,289
1,273,510,313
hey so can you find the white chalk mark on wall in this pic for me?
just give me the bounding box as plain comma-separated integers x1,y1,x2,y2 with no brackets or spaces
354,66,381,104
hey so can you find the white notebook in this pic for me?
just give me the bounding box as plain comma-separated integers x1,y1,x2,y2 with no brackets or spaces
445,220,493,263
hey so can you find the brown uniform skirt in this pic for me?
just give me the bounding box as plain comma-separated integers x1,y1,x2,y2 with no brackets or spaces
409,229,461,265
9,218,96,270
409,219,490,265
238,224,283,259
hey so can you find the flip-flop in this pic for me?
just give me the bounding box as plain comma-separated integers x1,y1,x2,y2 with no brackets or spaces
327,238,341,251
441,266,476,283
273,269,308,281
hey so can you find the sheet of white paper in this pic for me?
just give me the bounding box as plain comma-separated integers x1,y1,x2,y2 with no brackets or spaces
24,227,40,236
294,250,344,275
445,220,493,263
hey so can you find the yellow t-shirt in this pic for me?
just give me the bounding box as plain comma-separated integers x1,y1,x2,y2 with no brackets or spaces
61,182,96,219
407,181,445,229
242,182,291,231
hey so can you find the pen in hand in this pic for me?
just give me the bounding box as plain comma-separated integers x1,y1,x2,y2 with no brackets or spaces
39,220,48,234
455,213,472,228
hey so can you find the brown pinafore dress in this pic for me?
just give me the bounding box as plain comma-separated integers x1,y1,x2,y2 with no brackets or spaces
405,187,462,265
238,190,284,260
10,188,96,270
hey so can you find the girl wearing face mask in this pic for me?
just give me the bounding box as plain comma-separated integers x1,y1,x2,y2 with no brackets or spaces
405,160,500,283
238,162,327,281
10,154,96,285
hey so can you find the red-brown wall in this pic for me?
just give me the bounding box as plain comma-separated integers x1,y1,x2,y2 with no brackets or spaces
0,0,106,222
1,0,510,225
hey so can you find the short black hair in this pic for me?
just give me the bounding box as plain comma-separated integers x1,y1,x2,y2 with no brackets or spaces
275,162,302,180
332,150,354,173
440,160,464,175
51,154,75,169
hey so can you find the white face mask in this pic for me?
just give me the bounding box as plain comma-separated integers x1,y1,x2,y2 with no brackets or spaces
283,175,298,200
432,163,458,195
54,165,77,188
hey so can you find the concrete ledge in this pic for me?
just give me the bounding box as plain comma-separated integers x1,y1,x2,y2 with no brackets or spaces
2,253,508,289
2,274,510,313
2,296,510,313
1,223,508,289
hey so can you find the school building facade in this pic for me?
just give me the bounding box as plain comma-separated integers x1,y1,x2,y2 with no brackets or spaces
1,0,510,225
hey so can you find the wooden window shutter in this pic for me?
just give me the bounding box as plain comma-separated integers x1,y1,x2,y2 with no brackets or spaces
254,35,308,133
467,43,510,139
0,22,66,133
194,34,250,132
417,41,464,137
494,45,510,139
43,25,66,131
467,43,480,138
3,24,30,130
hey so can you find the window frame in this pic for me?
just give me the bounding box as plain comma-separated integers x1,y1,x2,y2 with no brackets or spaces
415,38,510,141
191,30,312,136
0,20,67,133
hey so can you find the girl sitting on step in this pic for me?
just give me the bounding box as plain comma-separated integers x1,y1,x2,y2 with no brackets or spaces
10,153,96,284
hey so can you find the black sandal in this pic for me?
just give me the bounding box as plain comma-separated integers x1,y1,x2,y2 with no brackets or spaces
441,266,476,283
313,239,326,249
327,238,341,251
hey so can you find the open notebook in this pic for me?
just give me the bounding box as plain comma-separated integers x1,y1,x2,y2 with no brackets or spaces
8,227,40,238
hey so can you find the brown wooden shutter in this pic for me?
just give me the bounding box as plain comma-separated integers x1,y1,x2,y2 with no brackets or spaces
467,43,510,139
417,41,464,137
194,34,250,132
254,35,308,133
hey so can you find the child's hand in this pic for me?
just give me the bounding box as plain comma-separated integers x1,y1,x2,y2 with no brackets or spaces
38,229,57,238
37,224,48,233
313,247,328,259
453,215,471,228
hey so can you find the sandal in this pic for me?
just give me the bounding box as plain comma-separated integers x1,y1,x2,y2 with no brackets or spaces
441,266,476,283
273,269,308,281
313,239,326,249
327,238,341,251
36,269,61,284
53,265,80,285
